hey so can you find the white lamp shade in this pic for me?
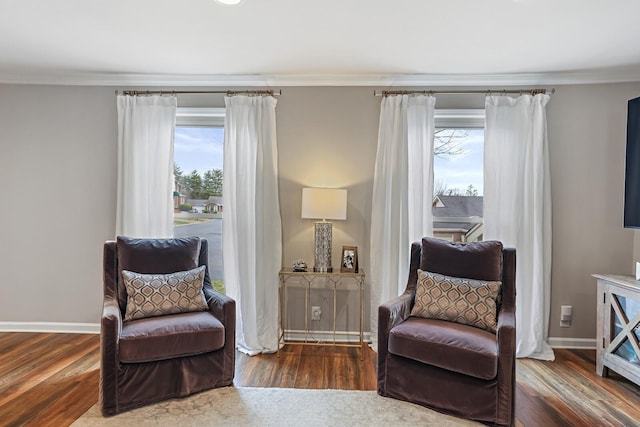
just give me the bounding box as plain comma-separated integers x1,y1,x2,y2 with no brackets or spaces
301,188,347,220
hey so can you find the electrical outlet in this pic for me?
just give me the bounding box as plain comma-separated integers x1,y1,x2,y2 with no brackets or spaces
311,306,321,321
560,305,572,328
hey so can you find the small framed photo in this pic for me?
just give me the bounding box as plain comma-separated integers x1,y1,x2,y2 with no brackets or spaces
340,246,358,273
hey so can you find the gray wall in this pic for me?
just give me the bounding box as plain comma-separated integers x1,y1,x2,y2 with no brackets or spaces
0,85,117,323
547,84,639,339
1,82,639,342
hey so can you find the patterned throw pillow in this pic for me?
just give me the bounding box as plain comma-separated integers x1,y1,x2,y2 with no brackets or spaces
122,265,208,322
410,269,502,333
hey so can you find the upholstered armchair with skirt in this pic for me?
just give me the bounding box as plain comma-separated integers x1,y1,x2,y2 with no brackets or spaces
101,236,235,416
378,237,516,426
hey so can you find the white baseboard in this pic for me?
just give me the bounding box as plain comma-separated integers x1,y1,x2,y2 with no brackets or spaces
283,329,371,344
0,322,100,334
282,333,594,349
0,324,598,350
548,337,596,349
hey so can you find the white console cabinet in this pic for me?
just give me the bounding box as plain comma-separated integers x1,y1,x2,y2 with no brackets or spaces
593,274,640,386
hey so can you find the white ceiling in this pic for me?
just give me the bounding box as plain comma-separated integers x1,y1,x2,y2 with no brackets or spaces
1,0,640,86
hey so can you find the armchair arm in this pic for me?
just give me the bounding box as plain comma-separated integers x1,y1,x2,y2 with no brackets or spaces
100,297,122,416
495,309,516,426
377,292,412,395
379,292,413,337
204,288,235,325
101,298,122,360
496,306,516,370
204,288,236,384
496,310,516,351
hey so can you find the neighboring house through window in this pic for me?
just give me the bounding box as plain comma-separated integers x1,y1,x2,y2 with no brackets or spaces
173,108,226,292
433,109,485,242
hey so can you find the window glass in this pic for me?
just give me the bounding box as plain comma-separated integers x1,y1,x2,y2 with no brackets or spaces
173,125,225,293
433,127,484,242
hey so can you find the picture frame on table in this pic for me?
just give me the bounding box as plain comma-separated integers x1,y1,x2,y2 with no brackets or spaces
340,246,358,273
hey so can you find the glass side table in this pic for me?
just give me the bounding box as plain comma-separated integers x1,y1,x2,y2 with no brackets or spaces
278,269,366,360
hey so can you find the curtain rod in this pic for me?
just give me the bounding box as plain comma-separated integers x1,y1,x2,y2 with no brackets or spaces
115,89,282,96
373,88,555,97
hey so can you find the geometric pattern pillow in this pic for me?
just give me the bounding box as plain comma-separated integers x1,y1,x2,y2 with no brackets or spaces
122,265,208,322
410,269,502,333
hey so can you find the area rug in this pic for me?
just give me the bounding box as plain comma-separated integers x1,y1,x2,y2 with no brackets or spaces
73,387,480,426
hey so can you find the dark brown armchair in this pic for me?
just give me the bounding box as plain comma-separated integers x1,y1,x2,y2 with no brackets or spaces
101,236,235,416
378,237,516,426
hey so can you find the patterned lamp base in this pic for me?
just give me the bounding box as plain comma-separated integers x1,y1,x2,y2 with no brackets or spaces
313,221,333,272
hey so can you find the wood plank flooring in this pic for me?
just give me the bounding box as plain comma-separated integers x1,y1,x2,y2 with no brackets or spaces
0,333,100,427
1,332,640,426
234,344,377,390
515,349,640,426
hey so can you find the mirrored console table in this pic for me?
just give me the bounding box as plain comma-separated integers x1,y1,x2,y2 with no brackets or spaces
278,269,366,360
593,274,640,386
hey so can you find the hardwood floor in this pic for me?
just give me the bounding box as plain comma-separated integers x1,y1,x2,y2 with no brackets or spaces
235,344,377,390
515,349,640,426
1,332,640,426
0,333,100,427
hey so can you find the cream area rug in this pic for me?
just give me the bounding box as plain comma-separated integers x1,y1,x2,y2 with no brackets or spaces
73,386,481,426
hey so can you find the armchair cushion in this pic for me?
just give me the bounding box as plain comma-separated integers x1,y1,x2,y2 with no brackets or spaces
115,236,202,311
388,317,498,380
420,237,503,281
411,270,501,333
122,266,208,321
119,311,225,363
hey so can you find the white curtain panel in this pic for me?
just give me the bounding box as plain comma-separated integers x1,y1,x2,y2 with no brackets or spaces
223,95,282,355
369,94,435,351
116,95,177,238
484,94,554,360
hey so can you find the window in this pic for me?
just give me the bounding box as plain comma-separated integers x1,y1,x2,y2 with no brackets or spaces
173,108,225,292
432,109,484,242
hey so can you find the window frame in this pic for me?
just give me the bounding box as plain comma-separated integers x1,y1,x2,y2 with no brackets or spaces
176,107,225,127
434,109,484,129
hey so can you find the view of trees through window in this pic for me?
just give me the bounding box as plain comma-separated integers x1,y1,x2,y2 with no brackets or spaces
433,128,484,243
173,126,225,293
174,166,222,202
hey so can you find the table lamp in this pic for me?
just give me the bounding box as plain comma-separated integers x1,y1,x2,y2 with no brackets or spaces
301,187,347,272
